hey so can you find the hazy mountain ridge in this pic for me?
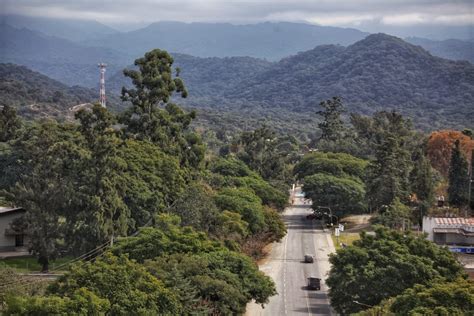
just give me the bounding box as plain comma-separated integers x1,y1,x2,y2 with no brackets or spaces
0,24,131,87
406,37,474,63
84,21,369,60
0,14,118,42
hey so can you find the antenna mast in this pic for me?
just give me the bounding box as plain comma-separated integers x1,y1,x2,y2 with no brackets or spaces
98,63,107,107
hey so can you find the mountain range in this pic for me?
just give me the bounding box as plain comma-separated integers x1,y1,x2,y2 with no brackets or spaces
1,17,473,131
106,33,473,130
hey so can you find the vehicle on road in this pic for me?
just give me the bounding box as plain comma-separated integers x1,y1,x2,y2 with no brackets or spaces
306,212,323,220
304,254,314,263
307,277,321,290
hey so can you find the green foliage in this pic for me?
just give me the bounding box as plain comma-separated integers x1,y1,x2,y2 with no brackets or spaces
214,187,265,233
371,198,411,229
0,105,22,142
49,253,180,315
364,112,413,210
409,149,435,223
389,278,474,315
119,50,205,169
316,96,345,141
112,215,220,263
326,226,465,315
5,288,110,316
117,139,185,228
4,121,87,271
210,157,255,177
145,250,276,315
169,182,219,233
235,126,291,182
294,152,368,180
448,140,470,207
303,173,366,214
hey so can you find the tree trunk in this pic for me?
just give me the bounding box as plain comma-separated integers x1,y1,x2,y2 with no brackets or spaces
39,255,49,273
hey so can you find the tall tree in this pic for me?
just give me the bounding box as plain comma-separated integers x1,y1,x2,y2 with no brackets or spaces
316,96,345,142
71,105,130,253
5,122,87,271
120,49,204,169
327,226,464,315
364,112,413,211
0,105,21,142
448,140,470,207
409,149,435,223
426,130,474,177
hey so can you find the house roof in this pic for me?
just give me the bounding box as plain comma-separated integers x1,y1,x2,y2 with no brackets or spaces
435,217,474,226
0,207,26,217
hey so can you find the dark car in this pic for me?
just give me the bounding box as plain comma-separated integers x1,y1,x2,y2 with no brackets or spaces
307,277,321,290
304,254,314,263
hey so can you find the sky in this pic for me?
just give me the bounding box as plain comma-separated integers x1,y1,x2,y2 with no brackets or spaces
2,0,473,37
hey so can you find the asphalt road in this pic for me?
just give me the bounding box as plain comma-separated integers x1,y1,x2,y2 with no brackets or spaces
246,193,335,316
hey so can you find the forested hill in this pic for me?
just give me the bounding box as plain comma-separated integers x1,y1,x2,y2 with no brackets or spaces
108,54,273,97
227,33,474,129
0,64,119,119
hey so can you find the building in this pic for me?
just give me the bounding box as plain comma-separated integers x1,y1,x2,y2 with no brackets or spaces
0,206,27,252
423,216,474,253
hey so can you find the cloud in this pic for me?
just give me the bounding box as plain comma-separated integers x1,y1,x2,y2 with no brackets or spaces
2,0,473,28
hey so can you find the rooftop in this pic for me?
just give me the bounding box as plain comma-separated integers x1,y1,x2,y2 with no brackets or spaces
0,207,25,216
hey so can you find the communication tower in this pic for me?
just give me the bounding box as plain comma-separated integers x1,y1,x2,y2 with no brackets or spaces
98,63,107,107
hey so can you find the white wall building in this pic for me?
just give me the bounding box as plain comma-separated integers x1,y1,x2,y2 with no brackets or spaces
423,216,474,246
0,207,27,252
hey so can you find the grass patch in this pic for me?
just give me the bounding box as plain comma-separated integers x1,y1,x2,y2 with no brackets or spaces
331,232,360,250
0,256,73,273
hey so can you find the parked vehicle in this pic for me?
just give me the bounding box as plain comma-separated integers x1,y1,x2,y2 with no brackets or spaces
307,277,321,290
304,254,314,263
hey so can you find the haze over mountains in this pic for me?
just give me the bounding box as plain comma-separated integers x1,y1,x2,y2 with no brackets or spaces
0,15,473,130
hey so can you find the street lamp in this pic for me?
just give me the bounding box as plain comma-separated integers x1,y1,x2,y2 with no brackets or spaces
353,300,373,308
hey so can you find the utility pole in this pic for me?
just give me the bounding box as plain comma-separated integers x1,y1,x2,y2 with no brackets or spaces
98,63,107,107
468,149,473,217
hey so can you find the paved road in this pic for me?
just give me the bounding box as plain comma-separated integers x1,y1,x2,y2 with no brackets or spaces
246,192,335,316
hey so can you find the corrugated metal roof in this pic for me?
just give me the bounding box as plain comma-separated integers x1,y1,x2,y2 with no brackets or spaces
0,207,25,215
435,217,474,226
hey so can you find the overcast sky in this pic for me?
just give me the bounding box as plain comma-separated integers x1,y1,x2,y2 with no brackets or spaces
3,0,473,32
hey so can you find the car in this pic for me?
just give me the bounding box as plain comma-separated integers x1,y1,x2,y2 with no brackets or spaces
304,254,314,263
307,277,321,290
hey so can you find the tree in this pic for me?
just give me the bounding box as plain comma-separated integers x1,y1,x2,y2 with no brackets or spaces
214,187,265,233
71,105,130,253
366,134,411,211
5,288,110,315
371,198,411,230
388,278,474,315
426,130,474,177
48,254,181,315
120,49,204,169
448,140,470,207
409,149,435,224
0,105,21,142
358,278,474,315
326,226,465,315
5,122,87,272
294,152,368,180
236,126,288,181
303,173,366,215
316,96,345,142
